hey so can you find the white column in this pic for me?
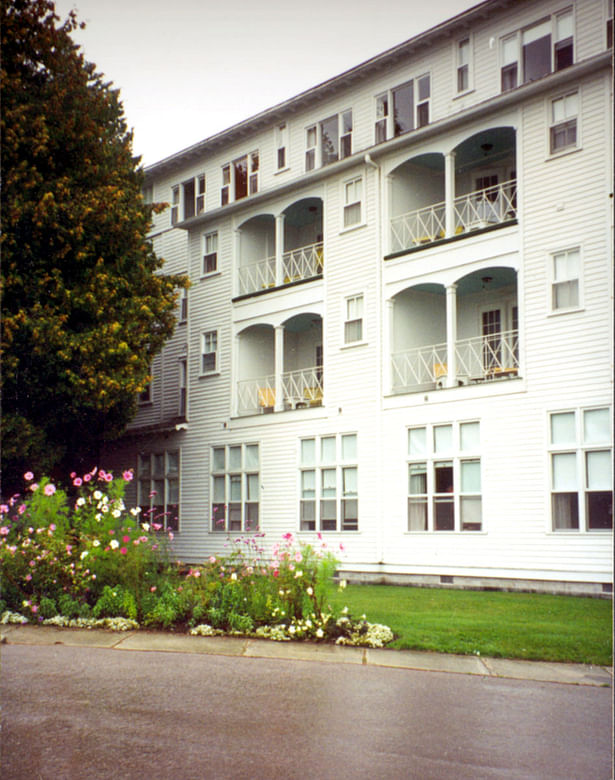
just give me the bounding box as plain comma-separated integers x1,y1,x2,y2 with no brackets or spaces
445,152,456,238
446,284,457,388
274,325,285,412
383,299,394,395
275,214,285,287
233,228,242,296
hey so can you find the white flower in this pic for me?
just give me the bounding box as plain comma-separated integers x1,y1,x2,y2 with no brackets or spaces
230,572,237,581
76,497,86,507
95,513,102,522
100,504,109,513
111,509,121,519
316,628,324,638
141,522,150,531
80,550,88,560
93,490,103,500
339,579,347,589
130,507,142,516
294,570,303,578
306,586,314,596
92,539,100,547
109,539,119,549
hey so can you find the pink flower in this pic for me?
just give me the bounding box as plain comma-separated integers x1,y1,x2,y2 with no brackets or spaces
25,573,32,581
0,505,9,514
0,527,9,536
31,605,38,614
150,586,157,592
70,472,76,479
73,477,83,487
18,504,26,515
30,483,39,492
44,484,56,496
122,470,134,482
294,552,303,563
49,524,56,532
66,545,72,554
168,532,174,541
24,471,34,481
122,535,130,543
83,474,91,482
119,547,127,555
104,473,113,482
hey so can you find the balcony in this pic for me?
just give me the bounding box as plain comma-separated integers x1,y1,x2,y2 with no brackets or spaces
392,330,519,392
388,126,517,256
390,180,517,254
236,198,323,297
237,366,323,416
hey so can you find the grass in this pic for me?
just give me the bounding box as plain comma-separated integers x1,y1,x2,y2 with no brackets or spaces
328,584,613,666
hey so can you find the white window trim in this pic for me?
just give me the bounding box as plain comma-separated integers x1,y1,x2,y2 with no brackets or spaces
220,152,259,205
210,443,260,534
374,73,431,143
342,293,366,347
275,122,289,173
546,87,581,160
547,407,613,533
137,450,181,532
178,284,188,323
201,230,219,277
547,245,583,315
454,35,474,96
406,421,483,534
200,329,219,376
340,174,365,233
304,110,353,171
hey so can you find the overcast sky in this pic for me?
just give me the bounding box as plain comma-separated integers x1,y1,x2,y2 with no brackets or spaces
53,0,480,167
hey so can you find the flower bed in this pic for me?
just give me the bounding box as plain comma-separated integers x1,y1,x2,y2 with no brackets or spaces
0,470,393,648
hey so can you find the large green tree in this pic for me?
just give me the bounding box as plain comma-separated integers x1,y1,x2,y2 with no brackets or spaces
1,0,186,492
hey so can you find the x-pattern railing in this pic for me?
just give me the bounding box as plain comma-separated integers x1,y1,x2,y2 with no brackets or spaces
282,242,323,283
390,202,446,253
238,255,276,296
391,342,448,390
237,366,323,415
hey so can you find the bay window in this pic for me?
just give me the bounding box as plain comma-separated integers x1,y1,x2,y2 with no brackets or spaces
211,444,259,532
138,450,180,531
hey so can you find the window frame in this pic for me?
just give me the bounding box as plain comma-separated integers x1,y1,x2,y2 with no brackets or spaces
548,89,579,156
200,329,219,375
549,246,582,314
374,74,430,144
178,358,187,418
407,421,483,533
202,230,218,276
210,443,260,533
299,433,358,533
305,110,352,171
343,293,364,346
138,450,180,532
548,407,613,532
342,175,364,230
455,36,473,95
178,284,188,323
499,8,575,92
220,152,259,205
275,122,289,171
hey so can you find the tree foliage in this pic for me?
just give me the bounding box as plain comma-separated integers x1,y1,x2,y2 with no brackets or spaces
1,0,187,491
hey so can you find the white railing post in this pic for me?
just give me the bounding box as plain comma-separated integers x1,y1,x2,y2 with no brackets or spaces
274,325,284,412
445,151,456,238
275,214,285,288
446,284,457,387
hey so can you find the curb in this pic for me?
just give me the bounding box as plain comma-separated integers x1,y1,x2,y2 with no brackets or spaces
1,624,612,687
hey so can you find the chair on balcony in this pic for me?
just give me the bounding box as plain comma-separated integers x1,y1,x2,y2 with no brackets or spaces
433,362,447,385
303,387,323,406
258,387,275,412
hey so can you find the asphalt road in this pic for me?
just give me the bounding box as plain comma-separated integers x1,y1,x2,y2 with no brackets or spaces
1,643,612,780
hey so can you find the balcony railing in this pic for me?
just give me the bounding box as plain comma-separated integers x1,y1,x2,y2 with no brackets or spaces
282,242,323,284
389,179,517,254
391,330,519,393
237,365,323,416
238,255,275,296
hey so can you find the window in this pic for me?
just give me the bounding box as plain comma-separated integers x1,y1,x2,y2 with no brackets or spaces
408,422,482,532
550,91,578,153
201,330,218,374
375,76,430,143
138,451,180,531
300,434,358,532
196,174,206,214
170,185,179,225
457,38,471,93
608,0,613,48
305,111,352,170
549,408,612,531
179,285,188,322
500,9,574,91
221,153,258,205
211,444,259,532
138,364,153,404
344,294,363,344
202,231,218,275
179,359,187,418
276,123,288,170
343,176,363,228
551,247,580,310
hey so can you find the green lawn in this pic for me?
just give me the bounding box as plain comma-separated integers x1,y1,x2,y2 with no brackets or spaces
328,584,613,665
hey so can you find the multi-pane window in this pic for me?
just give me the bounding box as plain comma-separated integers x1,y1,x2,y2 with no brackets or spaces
408,422,482,532
171,176,205,223
211,444,259,533
202,231,218,275
457,38,471,93
550,91,578,153
170,185,179,225
375,75,430,143
500,9,574,91
138,451,180,531
343,177,363,228
221,152,259,205
305,111,352,171
300,434,358,532
179,285,188,322
549,408,612,531
551,247,580,311
344,294,363,344
276,123,288,170
201,330,218,374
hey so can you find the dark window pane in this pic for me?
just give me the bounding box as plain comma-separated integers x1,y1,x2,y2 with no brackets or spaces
587,492,613,530
305,149,315,171
501,63,518,91
435,464,454,494
212,503,226,531
457,65,469,92
300,500,316,531
523,35,551,82
434,498,454,530
245,503,259,532
234,157,248,200
320,499,337,530
321,115,339,165
166,505,179,531
221,187,229,206
393,81,414,136
417,102,429,128
340,134,352,159
342,499,358,531
277,147,285,169
555,38,573,70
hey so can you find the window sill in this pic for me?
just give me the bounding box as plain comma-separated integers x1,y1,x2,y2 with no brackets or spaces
340,221,366,235
546,144,582,162
274,166,291,175
199,371,220,379
547,306,585,317
200,271,221,281
453,87,475,100
340,339,368,350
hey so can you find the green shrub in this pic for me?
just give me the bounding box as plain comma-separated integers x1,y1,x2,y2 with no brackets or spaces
39,597,58,619
93,585,137,621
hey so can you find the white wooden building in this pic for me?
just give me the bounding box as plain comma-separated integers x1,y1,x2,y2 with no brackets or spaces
104,0,614,595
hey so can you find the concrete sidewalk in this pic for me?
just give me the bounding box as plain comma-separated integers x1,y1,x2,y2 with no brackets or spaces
1,623,612,687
